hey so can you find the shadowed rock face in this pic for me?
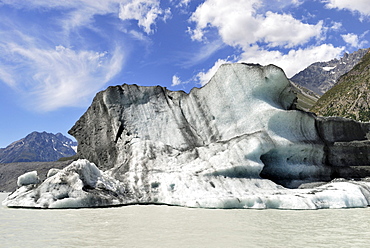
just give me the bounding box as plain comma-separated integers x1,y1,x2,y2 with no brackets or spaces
5,63,370,209
290,48,370,95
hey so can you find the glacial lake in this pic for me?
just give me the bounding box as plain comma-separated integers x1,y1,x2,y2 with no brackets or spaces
1,193,370,248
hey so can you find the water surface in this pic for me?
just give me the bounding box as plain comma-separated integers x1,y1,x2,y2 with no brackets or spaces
1,193,369,247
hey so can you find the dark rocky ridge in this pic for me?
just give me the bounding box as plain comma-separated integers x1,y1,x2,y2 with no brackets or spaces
291,48,370,95
0,132,77,163
311,50,370,121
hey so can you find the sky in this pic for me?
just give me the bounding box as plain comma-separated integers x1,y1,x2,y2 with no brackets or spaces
0,0,369,148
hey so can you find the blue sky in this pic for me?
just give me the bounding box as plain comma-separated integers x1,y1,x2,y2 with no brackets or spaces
0,0,369,148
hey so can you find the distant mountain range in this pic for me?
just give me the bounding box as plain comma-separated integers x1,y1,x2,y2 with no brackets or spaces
290,48,370,95
311,50,370,121
0,132,77,163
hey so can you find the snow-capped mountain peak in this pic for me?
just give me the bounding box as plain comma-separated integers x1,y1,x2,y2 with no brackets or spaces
0,131,77,163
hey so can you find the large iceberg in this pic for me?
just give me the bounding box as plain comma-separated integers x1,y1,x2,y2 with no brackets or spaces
4,63,370,209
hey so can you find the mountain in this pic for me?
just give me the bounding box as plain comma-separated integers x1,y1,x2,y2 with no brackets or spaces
289,80,320,112
0,131,77,163
5,63,370,209
310,50,370,121
290,48,370,95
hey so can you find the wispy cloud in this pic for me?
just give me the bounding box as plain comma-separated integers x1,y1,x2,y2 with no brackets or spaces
341,33,368,48
0,0,170,111
0,0,169,34
323,0,370,17
178,39,225,68
0,66,16,87
2,43,124,111
119,0,171,34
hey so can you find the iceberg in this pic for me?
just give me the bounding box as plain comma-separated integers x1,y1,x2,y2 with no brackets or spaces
4,159,370,209
4,63,370,209
3,159,128,208
17,171,39,187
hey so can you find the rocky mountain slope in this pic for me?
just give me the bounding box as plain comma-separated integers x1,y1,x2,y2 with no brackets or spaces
5,63,370,209
291,48,370,95
0,132,77,163
289,80,320,111
311,50,370,121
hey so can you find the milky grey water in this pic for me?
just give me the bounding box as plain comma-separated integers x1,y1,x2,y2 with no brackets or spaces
1,193,370,248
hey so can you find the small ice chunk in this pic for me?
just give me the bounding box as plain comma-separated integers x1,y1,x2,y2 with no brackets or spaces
17,171,39,187
47,168,61,178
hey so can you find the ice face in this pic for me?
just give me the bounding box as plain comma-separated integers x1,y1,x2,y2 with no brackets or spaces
17,171,39,187
4,159,370,209
46,168,60,178
3,159,128,208
4,63,370,209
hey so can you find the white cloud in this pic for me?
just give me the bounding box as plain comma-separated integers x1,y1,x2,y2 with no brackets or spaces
189,0,260,43
189,0,324,48
196,58,230,86
2,44,124,111
171,75,183,86
0,1,116,33
178,0,192,7
341,33,360,47
239,44,344,77
0,0,169,34
196,44,344,85
260,0,303,10
255,12,323,48
188,0,345,82
330,21,343,31
341,33,368,48
119,0,170,34
0,66,16,87
323,0,370,16
127,30,152,44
